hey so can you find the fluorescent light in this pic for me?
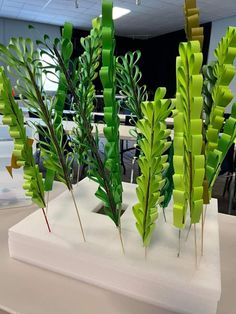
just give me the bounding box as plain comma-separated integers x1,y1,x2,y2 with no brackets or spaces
100,7,131,20
113,7,130,20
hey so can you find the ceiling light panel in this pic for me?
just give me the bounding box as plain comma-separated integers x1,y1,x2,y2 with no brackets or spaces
0,0,236,38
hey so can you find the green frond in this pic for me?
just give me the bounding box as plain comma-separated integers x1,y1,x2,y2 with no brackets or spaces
98,0,123,225
133,87,173,247
173,40,205,228
0,67,45,208
116,50,148,119
205,27,236,189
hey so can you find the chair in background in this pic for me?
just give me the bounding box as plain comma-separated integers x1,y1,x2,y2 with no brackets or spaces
94,114,127,174
120,115,139,181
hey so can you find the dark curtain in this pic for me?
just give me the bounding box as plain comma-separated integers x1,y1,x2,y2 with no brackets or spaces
62,22,212,99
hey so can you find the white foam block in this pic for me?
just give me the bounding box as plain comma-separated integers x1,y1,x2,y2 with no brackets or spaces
9,178,221,314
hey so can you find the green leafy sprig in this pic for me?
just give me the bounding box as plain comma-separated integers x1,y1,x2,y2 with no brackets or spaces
99,0,123,227
72,18,102,168
133,87,173,248
206,27,236,154
116,51,148,120
202,62,217,130
44,22,73,192
160,143,174,212
173,40,205,229
0,37,85,240
0,67,51,232
205,27,236,191
36,4,124,249
207,102,236,189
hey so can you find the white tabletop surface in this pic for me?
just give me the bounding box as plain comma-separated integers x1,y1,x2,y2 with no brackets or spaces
0,182,235,314
25,118,136,141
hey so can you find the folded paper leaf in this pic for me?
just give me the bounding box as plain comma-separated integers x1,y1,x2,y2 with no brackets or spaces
207,102,236,188
173,40,204,228
0,67,45,209
44,22,73,192
98,0,123,226
206,27,236,189
133,87,174,247
184,0,204,48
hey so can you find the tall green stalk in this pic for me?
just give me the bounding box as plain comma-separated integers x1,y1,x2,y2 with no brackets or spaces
99,0,123,227
0,67,50,232
44,22,73,192
116,50,148,120
173,40,205,229
205,27,236,192
133,87,173,249
0,37,85,241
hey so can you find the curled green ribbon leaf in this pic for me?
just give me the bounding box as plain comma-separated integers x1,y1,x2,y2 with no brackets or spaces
173,41,204,228
0,67,45,209
133,87,174,247
98,0,123,226
206,27,236,156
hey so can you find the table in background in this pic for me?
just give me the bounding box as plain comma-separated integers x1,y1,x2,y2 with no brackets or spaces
25,117,136,141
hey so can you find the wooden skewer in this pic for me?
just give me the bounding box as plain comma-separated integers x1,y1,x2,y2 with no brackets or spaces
194,224,198,269
118,226,125,255
177,229,181,257
201,204,208,256
41,208,51,233
130,157,137,184
70,189,86,242
185,223,192,241
162,207,167,223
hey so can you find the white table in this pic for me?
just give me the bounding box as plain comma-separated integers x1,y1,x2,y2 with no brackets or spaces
25,118,136,141
0,183,235,314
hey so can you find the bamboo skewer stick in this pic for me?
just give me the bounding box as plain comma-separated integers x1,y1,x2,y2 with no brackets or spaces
177,229,181,257
41,208,51,233
185,223,192,241
130,157,136,184
118,226,125,255
70,189,86,242
201,204,208,256
162,207,167,223
194,224,198,269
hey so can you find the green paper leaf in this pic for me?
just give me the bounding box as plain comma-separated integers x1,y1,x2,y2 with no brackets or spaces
173,40,204,228
133,87,174,247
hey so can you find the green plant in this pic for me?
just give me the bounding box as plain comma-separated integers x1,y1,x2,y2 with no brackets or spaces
133,87,173,250
36,1,125,251
44,22,73,193
202,62,217,130
205,27,236,191
0,67,50,231
184,0,204,48
160,142,174,219
207,102,236,189
99,0,123,236
173,40,205,229
0,36,85,241
72,17,102,167
116,51,148,120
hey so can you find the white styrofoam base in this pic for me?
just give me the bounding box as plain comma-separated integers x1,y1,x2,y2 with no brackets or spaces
8,178,221,314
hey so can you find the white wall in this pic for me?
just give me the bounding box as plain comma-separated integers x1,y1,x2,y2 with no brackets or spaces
208,16,236,113
0,18,60,90
0,17,60,45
